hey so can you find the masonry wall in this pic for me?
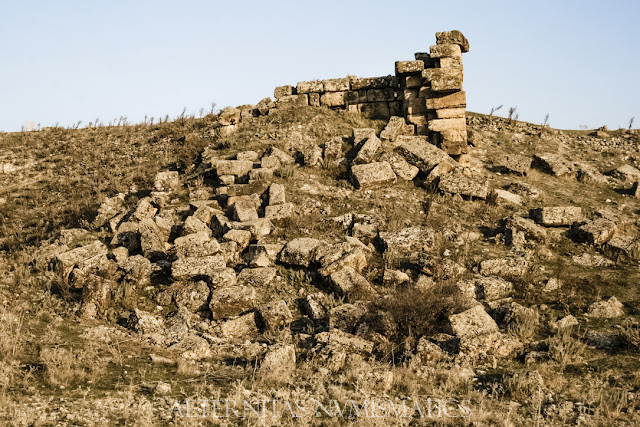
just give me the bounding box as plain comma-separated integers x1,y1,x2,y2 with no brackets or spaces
272,30,469,156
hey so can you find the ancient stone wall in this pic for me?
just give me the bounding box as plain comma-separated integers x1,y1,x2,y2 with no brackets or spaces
272,30,469,156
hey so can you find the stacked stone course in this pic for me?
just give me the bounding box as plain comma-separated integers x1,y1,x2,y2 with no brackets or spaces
272,30,470,155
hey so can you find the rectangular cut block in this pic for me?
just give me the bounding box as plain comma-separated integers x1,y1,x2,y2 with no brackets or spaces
297,80,323,94
320,92,346,107
367,88,395,102
274,85,295,99
404,75,424,88
426,91,466,110
533,207,583,226
429,44,462,59
435,107,466,119
428,118,466,133
361,102,390,120
407,114,427,125
309,92,321,107
350,161,397,188
389,101,401,117
345,90,367,104
439,57,463,69
422,68,463,92
395,60,424,74
350,76,398,90
432,129,468,155
439,168,489,199
403,88,419,100
436,30,470,53
277,94,308,106
396,136,455,173
323,78,350,92
216,160,254,177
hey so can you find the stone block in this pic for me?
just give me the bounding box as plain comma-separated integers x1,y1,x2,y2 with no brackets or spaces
396,136,455,173
296,80,323,94
350,75,398,90
426,91,466,110
435,30,470,53
532,207,583,227
274,85,295,99
353,135,382,164
422,68,463,91
395,60,424,74
320,91,346,107
438,168,489,199
350,161,397,189
434,107,466,119
323,78,350,92
216,160,254,177
366,88,395,103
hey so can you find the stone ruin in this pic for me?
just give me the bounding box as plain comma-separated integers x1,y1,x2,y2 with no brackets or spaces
273,30,469,156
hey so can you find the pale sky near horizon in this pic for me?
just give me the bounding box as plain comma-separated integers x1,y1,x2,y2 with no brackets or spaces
0,0,638,132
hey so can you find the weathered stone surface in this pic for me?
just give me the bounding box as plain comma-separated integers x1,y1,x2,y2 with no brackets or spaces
498,154,531,175
79,274,116,319
575,163,607,184
506,182,542,199
53,240,109,278
379,151,419,180
429,44,462,59
132,198,157,221
94,193,126,229
222,229,251,250
258,300,293,330
210,285,256,320
382,269,410,287
171,255,226,280
491,189,523,206
323,78,350,92
154,171,180,192
439,168,489,199
265,203,295,220
218,107,241,126
303,292,331,320
428,117,466,133
480,257,530,278
353,128,377,146
259,344,296,378
426,91,466,110
174,231,220,258
301,144,323,167
248,168,273,181
380,116,412,143
274,85,295,99
532,154,573,176
111,222,140,251
329,267,378,301
457,276,513,301
532,207,583,226
436,30,470,53
237,267,277,287
242,244,282,268
448,305,499,340
264,146,295,165
434,107,466,119
118,254,152,287
396,136,455,173
324,137,343,162
329,303,366,332
377,226,436,254
182,216,210,236
395,60,424,74
422,68,463,92
350,161,396,189
316,329,374,355
172,280,210,312
296,80,323,94
605,236,640,261
216,160,254,177
261,156,281,170
353,135,382,164
227,218,273,240
573,219,617,245
219,312,260,340
350,75,397,90
610,164,640,182
230,200,259,222
268,183,286,205
207,267,237,289
572,253,615,268
367,88,395,103
320,92,346,107
586,296,624,318
279,238,323,267
505,217,547,242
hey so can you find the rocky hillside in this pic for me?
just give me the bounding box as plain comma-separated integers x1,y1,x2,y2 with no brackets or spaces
1,102,640,425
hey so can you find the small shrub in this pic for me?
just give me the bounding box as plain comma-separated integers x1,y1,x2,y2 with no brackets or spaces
548,327,587,367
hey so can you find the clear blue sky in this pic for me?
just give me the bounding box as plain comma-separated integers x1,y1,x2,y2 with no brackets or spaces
1,0,638,131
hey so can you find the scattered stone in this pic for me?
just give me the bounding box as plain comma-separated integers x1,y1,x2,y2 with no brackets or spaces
605,236,640,261
264,146,295,165
259,344,296,378
223,229,252,251
353,135,382,164
174,231,220,258
448,305,500,341
532,207,582,227
586,297,624,318
219,313,260,340
491,189,523,206
573,219,617,245
497,153,531,175
382,269,410,287
609,164,640,182
328,267,378,301
172,280,210,312
265,203,295,220
572,253,615,268
439,168,489,199
237,267,277,287
396,136,455,173
279,238,323,267
480,257,530,278
350,161,397,189
379,151,419,180
216,160,254,177
210,285,257,320
258,300,294,330
171,255,226,280
231,199,259,222
532,153,573,176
